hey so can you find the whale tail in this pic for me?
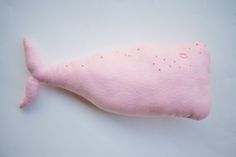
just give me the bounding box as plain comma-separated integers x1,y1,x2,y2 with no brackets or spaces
20,38,44,108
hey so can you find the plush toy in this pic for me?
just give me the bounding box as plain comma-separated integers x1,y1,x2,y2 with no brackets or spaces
20,38,211,120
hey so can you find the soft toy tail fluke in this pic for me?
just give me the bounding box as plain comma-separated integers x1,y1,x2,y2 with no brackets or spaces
20,38,211,120
20,38,44,108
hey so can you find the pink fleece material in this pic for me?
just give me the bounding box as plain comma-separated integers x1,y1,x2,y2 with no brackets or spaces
20,38,211,120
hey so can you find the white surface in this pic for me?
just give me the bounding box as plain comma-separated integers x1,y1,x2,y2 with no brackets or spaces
1,0,236,157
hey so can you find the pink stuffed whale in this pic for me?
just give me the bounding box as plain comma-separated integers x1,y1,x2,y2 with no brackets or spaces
20,38,211,120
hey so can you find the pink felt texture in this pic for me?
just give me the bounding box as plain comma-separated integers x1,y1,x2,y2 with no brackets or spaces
20,38,211,120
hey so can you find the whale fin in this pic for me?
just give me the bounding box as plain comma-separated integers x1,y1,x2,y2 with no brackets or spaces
20,76,39,108
20,38,44,108
22,37,44,79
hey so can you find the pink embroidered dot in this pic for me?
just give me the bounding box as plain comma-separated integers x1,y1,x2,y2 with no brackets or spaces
179,53,188,59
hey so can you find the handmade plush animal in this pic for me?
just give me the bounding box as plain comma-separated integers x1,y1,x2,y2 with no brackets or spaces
20,38,211,120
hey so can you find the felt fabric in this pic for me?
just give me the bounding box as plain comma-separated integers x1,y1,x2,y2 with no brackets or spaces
20,38,211,120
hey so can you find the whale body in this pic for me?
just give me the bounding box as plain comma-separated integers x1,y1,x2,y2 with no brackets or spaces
20,38,211,120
